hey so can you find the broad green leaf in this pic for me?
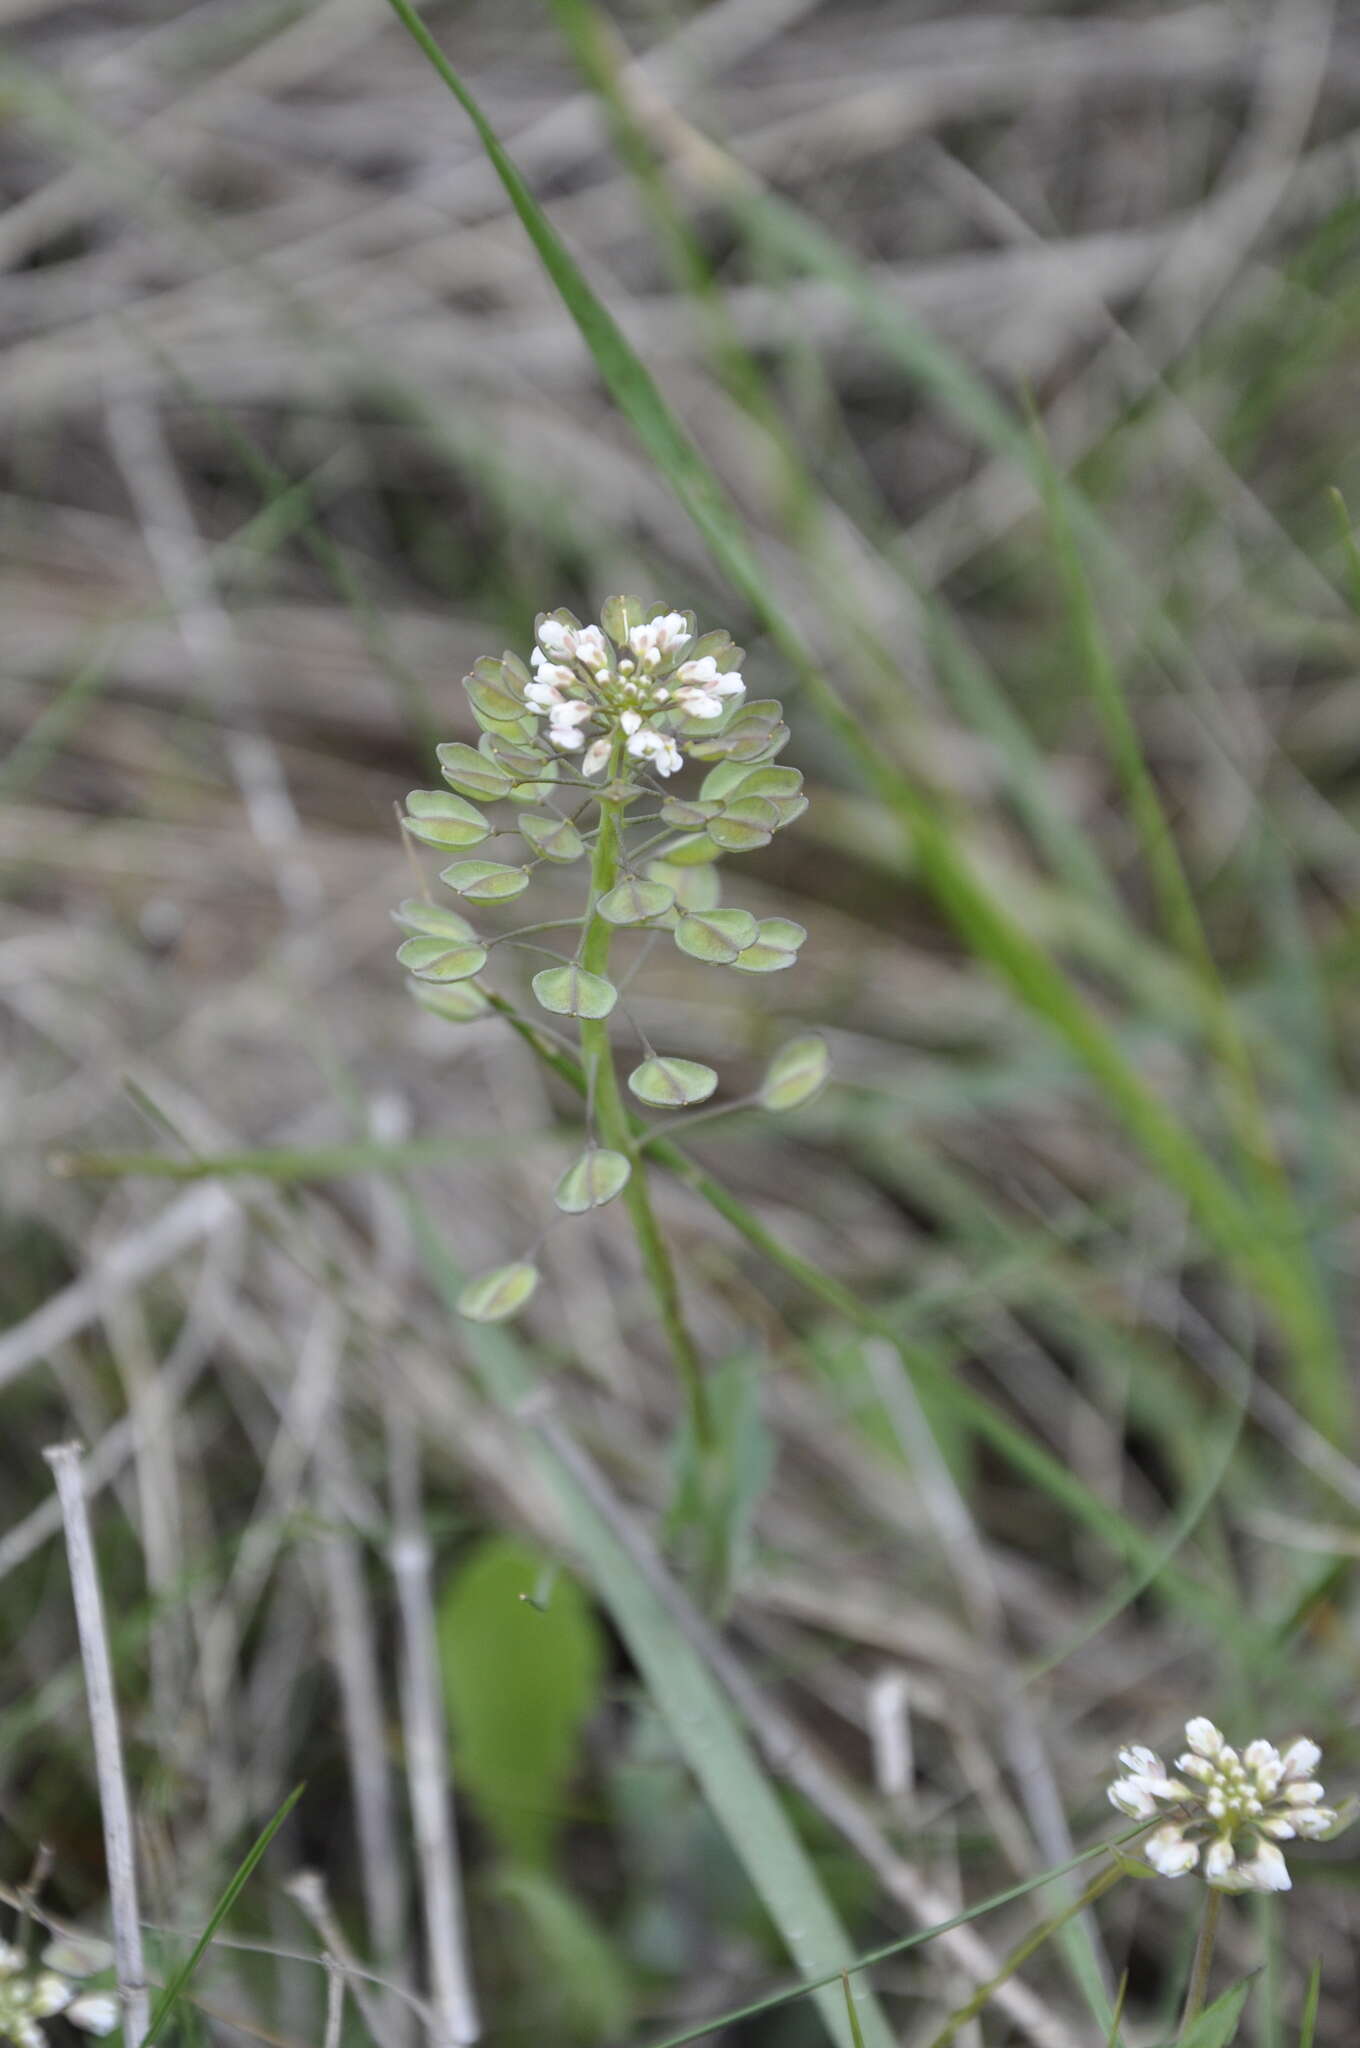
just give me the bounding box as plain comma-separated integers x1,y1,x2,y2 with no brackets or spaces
519,811,585,863
732,916,807,973
645,859,720,912
674,908,759,964
493,1868,634,2040
396,936,488,982
553,1148,632,1214
598,876,675,924
628,1056,718,1107
403,789,491,850
441,859,531,902
410,979,490,1023
759,1035,830,1111
438,741,514,801
392,899,477,942
438,1537,604,1865
1148,1975,1253,2048
532,965,618,1018
458,1261,539,1322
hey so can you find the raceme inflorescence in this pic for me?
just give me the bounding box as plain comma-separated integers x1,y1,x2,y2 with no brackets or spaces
394,599,828,1324
1108,1717,1341,1893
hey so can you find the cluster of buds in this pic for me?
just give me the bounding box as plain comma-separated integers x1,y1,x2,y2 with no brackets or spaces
0,1937,117,2046
1108,1718,1341,1893
525,609,746,776
395,599,828,1322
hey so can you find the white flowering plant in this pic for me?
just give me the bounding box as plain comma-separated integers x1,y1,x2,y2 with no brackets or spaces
0,1937,118,2048
1107,1716,1342,1894
394,599,826,1348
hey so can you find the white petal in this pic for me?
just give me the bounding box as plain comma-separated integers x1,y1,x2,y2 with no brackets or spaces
581,740,612,777
619,709,642,735
1177,1753,1216,1782
537,620,574,660
676,655,722,686
1280,1739,1322,1780
1203,1837,1236,1880
10,2020,48,2048
1145,1826,1198,1877
1290,1806,1335,1839
1185,1718,1224,1759
1108,1779,1158,1820
1239,1842,1291,1892
65,1994,121,2037
1258,1815,1296,1839
1284,1782,1324,1806
0,1943,25,1977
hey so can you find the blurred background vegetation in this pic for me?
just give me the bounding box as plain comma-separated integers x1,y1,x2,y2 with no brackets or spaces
3,0,1360,2042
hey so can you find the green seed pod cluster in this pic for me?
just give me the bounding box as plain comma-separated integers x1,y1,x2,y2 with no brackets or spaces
392,599,829,1320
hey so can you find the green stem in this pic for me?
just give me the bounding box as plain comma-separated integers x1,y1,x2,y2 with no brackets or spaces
1179,1887,1223,2037
579,762,712,1445
925,1861,1125,2048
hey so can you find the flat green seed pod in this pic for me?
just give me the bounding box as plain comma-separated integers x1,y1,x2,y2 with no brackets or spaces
757,917,807,949
707,815,773,853
409,978,490,1023
532,966,618,1019
519,812,585,863
395,937,488,982
458,1261,539,1323
601,595,646,643
645,859,721,913
659,797,717,829
553,1148,632,1214
598,877,675,925
730,918,806,973
759,1035,830,1112
659,832,722,867
673,908,760,965
392,899,477,942
440,859,531,902
627,1056,718,1107
403,789,491,850
438,742,514,801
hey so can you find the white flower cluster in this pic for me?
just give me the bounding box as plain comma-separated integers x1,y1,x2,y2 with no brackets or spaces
0,1940,117,2047
1108,1718,1338,1893
526,609,745,778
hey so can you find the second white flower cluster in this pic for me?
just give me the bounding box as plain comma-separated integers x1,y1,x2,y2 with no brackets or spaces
1108,1717,1338,1893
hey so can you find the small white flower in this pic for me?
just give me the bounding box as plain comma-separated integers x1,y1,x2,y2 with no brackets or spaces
1185,1718,1225,1759
628,613,688,665
1145,1825,1198,1877
673,685,727,718
1203,1837,1236,1881
1281,1739,1322,1780
526,676,570,713
581,738,612,777
627,729,684,776
619,709,643,736
574,624,610,672
676,654,744,699
1108,1778,1160,1821
65,1993,121,2037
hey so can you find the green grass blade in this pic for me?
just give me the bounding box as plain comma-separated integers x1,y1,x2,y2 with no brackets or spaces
140,1784,304,2044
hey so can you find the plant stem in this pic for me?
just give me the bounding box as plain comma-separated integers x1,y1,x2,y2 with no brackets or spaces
925,1860,1125,2048
1179,1887,1223,2037
580,764,712,1444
